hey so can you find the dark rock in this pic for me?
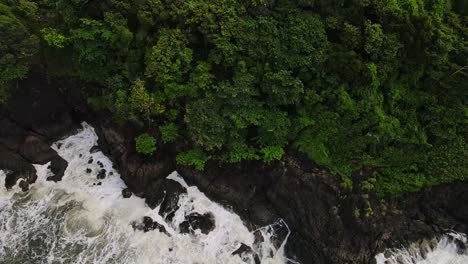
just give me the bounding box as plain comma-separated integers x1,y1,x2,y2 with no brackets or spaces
4,72,79,140
132,216,168,235
86,168,92,173
57,143,62,149
179,212,215,235
109,171,114,176
176,153,468,264
97,182,102,186
79,153,82,158
89,145,100,153
88,158,93,164
254,255,261,264
5,170,36,189
93,122,176,197
122,188,132,198
454,238,467,254
0,145,37,188
19,180,29,192
144,179,186,210
97,161,104,168
232,243,253,256
47,155,68,182
267,221,290,249
97,169,106,179
177,161,282,227
0,118,27,150
158,181,186,221
19,134,58,164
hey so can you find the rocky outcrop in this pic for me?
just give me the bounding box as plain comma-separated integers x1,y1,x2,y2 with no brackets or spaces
179,212,216,235
132,216,169,235
1,72,466,264
0,72,77,189
177,155,468,263
91,120,177,208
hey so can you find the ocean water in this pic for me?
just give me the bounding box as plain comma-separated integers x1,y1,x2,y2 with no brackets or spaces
374,230,468,263
0,123,291,264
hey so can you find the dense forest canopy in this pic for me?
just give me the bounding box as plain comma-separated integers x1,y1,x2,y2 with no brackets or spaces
1,0,466,198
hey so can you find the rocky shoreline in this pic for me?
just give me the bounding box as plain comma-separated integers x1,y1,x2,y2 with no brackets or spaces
1,74,467,263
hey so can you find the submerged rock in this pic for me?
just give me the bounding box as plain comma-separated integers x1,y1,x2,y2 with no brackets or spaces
122,188,132,198
97,169,106,179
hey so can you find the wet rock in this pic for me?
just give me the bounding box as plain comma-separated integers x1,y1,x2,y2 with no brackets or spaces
254,255,261,264
89,145,100,153
132,216,168,235
267,221,290,249
158,181,186,221
179,212,215,235
97,161,104,168
47,155,68,182
19,180,29,192
144,179,186,210
6,170,36,189
253,230,265,245
97,169,106,179
86,168,92,173
122,188,132,198
5,167,37,189
109,171,114,176
232,243,253,256
97,182,102,186
454,238,467,254
419,240,431,259
79,153,82,158
88,158,93,164
0,144,37,188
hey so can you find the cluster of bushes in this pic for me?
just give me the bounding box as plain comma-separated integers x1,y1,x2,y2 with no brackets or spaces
1,0,466,197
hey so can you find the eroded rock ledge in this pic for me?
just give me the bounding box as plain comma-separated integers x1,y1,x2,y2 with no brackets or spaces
0,73,80,190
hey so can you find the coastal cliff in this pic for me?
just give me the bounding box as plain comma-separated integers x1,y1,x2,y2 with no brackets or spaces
1,74,466,263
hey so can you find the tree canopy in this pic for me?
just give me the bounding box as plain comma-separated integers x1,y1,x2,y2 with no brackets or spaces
1,0,466,197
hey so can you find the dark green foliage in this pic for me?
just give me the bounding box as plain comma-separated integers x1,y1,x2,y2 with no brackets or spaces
135,133,157,155
0,1,38,102
2,0,467,197
176,149,210,171
160,123,179,144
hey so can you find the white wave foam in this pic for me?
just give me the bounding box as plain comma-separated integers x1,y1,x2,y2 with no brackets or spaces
375,232,468,264
0,122,290,264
